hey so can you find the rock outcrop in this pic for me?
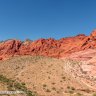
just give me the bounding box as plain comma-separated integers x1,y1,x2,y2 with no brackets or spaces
0,30,96,60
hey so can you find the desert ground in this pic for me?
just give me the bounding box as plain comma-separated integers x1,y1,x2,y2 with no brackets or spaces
0,56,96,96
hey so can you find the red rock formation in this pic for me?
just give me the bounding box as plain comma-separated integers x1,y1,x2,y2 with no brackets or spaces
0,30,96,60
90,29,96,39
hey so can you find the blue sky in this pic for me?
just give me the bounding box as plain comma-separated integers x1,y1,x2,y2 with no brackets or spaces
0,0,96,41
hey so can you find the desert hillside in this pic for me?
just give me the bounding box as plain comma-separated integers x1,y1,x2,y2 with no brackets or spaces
1,0,96,96
0,31,96,96
0,56,96,96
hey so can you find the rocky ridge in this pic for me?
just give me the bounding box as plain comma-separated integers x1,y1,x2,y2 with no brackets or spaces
0,30,96,60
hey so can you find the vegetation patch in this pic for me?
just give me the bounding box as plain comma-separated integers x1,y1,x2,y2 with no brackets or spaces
0,75,36,96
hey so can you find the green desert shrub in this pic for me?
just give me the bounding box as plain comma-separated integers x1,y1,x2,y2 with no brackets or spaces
0,75,36,96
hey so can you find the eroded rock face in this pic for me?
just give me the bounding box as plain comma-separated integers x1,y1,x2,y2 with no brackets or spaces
0,30,96,60
0,40,22,60
90,30,96,39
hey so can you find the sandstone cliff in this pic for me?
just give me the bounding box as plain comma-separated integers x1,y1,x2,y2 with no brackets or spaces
0,30,96,60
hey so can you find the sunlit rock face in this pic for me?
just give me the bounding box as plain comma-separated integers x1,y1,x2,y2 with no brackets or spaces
1,30,96,60
90,29,96,39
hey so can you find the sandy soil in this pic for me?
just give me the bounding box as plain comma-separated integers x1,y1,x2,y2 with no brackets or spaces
0,56,96,96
